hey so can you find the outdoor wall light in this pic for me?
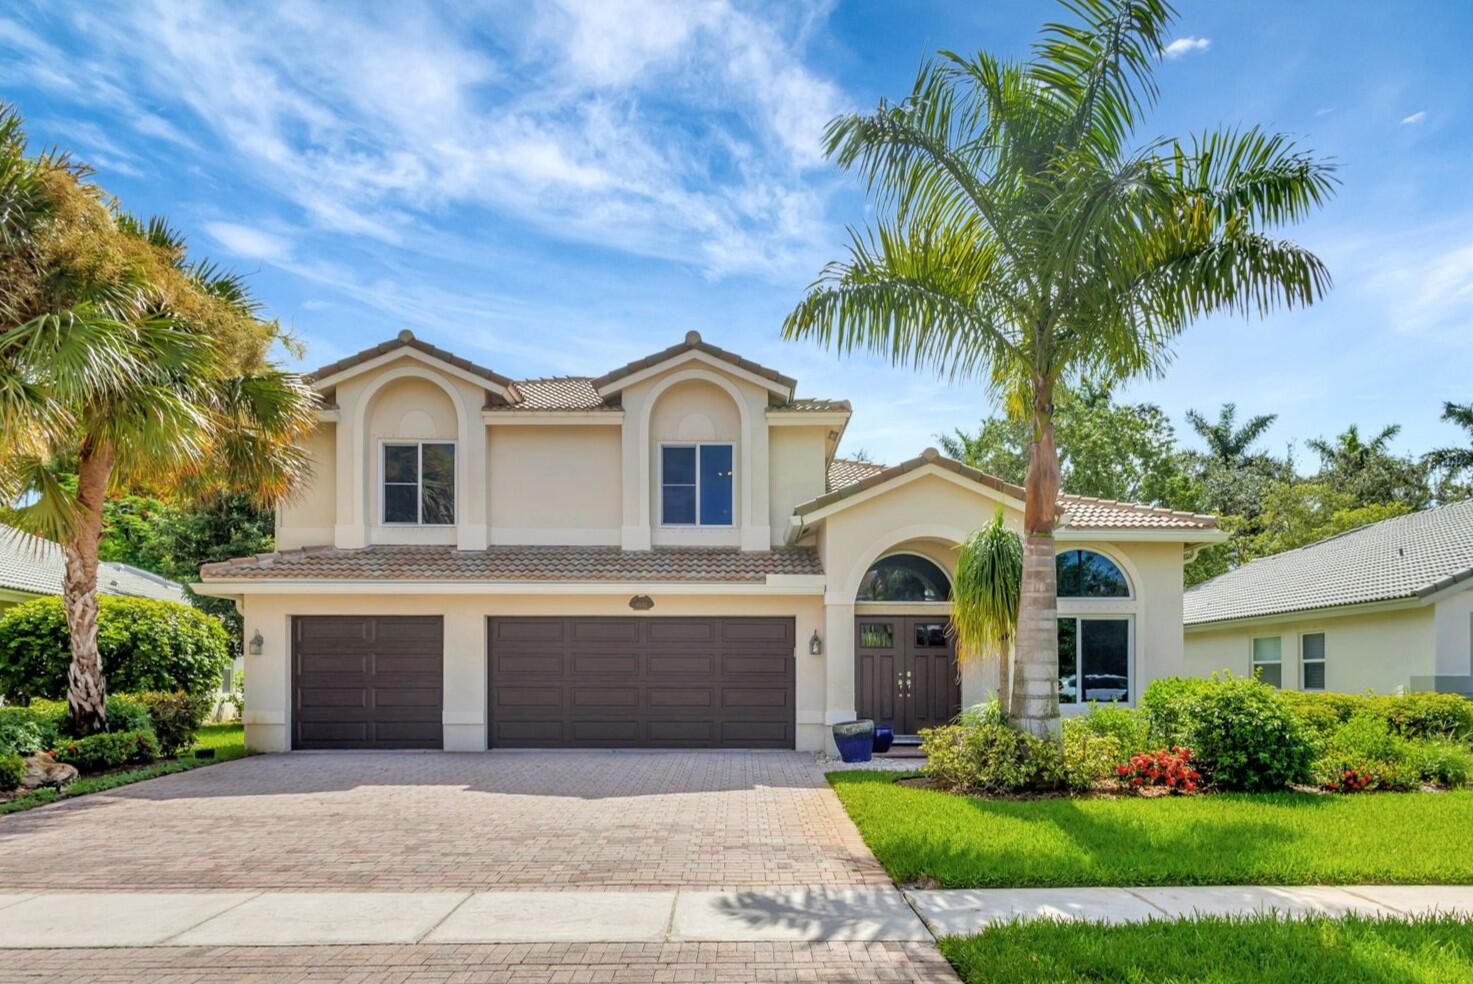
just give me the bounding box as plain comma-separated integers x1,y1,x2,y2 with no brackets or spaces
809,630,823,656
247,630,264,656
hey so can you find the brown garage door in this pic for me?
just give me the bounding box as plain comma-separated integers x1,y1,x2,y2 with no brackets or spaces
488,617,795,748
292,616,443,750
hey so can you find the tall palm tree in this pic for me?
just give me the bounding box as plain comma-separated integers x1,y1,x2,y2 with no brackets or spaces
1306,423,1400,473
951,509,1022,714
1426,402,1473,476
0,104,318,735
782,0,1334,736
1185,403,1277,467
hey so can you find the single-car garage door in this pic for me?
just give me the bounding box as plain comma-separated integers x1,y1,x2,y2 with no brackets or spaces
488,617,795,748
292,615,443,750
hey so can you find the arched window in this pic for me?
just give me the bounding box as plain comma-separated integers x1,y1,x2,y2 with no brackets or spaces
1056,549,1130,598
856,554,951,602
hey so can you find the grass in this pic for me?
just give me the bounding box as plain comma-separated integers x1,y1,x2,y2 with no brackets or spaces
0,722,247,816
828,771,1473,887
939,914,1473,984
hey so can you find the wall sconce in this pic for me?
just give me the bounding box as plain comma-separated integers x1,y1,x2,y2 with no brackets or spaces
808,630,822,656
247,630,264,656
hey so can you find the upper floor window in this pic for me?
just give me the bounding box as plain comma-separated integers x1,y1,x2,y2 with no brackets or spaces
857,554,952,602
1056,549,1130,598
661,444,733,526
383,441,455,526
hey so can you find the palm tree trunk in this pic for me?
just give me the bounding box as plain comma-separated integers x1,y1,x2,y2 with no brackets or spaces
1010,390,1061,737
62,442,113,737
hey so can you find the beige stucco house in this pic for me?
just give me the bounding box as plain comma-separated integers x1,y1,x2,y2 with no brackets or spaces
1185,500,1473,696
197,331,1223,753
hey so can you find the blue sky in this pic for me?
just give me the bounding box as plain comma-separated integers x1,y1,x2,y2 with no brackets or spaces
3,1,1471,467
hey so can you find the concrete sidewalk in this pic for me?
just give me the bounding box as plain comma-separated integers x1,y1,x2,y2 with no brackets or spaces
2,885,1470,949
906,885,1473,936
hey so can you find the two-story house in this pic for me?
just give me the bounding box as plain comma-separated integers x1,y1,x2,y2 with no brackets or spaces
198,330,1224,753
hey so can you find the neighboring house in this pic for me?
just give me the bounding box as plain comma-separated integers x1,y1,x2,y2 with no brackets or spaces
197,330,1224,753
0,524,187,611
1184,500,1473,697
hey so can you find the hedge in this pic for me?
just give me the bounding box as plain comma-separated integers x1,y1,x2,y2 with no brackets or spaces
0,596,230,702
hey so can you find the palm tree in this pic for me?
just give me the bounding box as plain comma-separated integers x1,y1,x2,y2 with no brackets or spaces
782,0,1334,736
1426,402,1473,476
951,509,1022,714
1185,403,1277,467
1306,423,1400,474
0,104,317,735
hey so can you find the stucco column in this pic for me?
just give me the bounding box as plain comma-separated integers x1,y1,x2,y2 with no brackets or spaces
241,597,290,753
960,656,995,709
334,384,367,548
457,414,488,551
823,598,856,730
442,610,486,750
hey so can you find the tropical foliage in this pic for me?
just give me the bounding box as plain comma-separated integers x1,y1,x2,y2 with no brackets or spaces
784,0,1335,732
0,102,317,735
951,509,1022,711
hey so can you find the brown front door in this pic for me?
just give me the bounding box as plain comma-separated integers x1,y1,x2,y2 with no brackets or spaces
488,617,796,748
292,615,444,750
855,616,960,735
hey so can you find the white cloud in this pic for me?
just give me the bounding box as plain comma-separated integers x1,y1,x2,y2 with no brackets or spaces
1162,36,1211,59
1350,224,1473,339
205,221,292,262
1401,111,1427,125
10,0,846,281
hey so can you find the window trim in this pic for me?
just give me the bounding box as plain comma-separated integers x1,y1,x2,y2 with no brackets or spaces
1057,614,1134,706
658,441,735,528
1250,635,1283,688
380,439,458,527
1300,632,1326,691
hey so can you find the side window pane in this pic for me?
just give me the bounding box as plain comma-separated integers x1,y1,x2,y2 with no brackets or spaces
421,443,455,525
384,483,418,524
1081,619,1129,703
1057,618,1078,704
661,447,697,524
384,444,419,483
699,444,733,525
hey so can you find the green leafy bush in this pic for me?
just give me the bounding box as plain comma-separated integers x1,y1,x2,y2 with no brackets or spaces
1139,676,1212,747
1410,740,1473,788
105,694,154,734
133,691,212,755
1280,691,1371,740
1067,705,1152,756
921,721,1063,794
1144,675,1314,791
1059,725,1123,791
52,729,160,772
1382,693,1473,743
1316,711,1418,792
0,596,230,702
0,700,64,754
0,752,22,790
0,718,49,757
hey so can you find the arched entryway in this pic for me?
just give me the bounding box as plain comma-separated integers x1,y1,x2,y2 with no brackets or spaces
853,551,961,736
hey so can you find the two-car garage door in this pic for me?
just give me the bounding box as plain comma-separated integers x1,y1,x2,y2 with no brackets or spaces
292,615,796,750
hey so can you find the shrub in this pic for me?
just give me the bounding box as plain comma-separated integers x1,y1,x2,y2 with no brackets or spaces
1060,726,1123,791
957,698,1008,728
0,596,230,702
133,691,212,755
1408,739,1473,788
105,694,154,735
0,751,23,789
1280,691,1370,741
921,722,1063,794
1117,746,1200,793
52,729,160,772
1157,674,1315,791
1381,693,1473,743
0,700,64,754
1315,711,1418,792
1068,705,1152,756
1139,676,1212,747
0,718,49,757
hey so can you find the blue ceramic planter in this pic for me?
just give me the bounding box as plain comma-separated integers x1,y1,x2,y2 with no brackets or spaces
832,720,875,763
872,726,895,754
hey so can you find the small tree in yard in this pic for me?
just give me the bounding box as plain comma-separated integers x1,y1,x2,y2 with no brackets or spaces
951,509,1022,714
0,103,318,736
783,0,1334,735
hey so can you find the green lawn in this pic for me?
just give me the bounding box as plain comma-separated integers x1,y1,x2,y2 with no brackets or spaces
828,771,1473,887
939,915,1473,984
0,722,247,816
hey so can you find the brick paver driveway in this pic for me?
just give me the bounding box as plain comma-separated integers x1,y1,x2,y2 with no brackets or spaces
0,750,890,892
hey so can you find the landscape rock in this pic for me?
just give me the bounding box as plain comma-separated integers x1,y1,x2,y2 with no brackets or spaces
20,752,79,790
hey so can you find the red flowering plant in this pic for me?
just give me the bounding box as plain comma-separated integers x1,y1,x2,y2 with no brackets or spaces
1323,766,1374,793
1116,746,1200,794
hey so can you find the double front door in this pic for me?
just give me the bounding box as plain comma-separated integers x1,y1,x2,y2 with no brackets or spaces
854,616,960,735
